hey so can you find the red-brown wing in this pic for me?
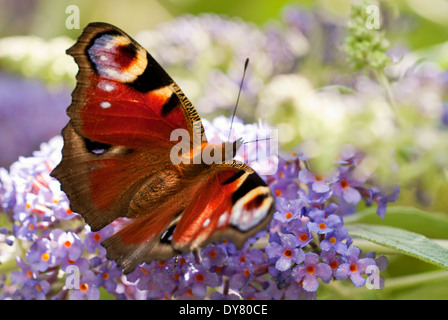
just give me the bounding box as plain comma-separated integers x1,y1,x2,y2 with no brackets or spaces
172,163,275,252
66,22,204,147
51,22,204,231
100,162,274,273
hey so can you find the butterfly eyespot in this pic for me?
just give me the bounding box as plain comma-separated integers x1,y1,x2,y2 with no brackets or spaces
83,138,111,155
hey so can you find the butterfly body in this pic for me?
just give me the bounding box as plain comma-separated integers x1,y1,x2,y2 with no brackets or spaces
51,22,274,273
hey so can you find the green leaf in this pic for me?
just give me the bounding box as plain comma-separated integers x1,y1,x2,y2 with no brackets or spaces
345,206,448,239
346,224,448,270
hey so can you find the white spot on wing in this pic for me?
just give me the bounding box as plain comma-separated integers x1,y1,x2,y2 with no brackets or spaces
218,212,229,228
202,218,210,228
98,81,115,92
100,102,111,109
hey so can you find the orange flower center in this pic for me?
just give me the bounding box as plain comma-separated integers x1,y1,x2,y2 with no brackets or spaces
318,223,327,230
306,265,315,274
80,283,88,292
299,233,309,242
195,274,205,282
93,233,102,242
330,261,339,270
283,249,293,258
41,253,50,262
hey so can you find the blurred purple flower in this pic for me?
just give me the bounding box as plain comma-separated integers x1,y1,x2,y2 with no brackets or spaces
291,252,332,292
307,208,342,234
335,246,377,287
0,72,69,168
266,234,305,272
320,226,349,254
68,270,100,300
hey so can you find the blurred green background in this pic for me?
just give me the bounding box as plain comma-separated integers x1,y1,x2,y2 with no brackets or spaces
0,0,447,47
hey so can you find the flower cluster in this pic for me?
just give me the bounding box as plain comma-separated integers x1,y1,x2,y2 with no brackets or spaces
0,115,397,300
265,146,395,295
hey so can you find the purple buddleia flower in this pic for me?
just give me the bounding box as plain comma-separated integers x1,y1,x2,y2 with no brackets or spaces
320,226,349,254
11,257,36,285
332,167,365,205
19,279,50,300
60,257,90,276
298,188,332,207
94,262,123,293
13,214,37,241
177,264,220,299
125,263,154,292
286,219,312,248
266,234,305,272
84,225,114,254
200,244,227,270
284,282,317,300
335,246,376,287
50,229,84,264
372,185,400,218
307,208,342,234
229,260,255,290
320,248,346,278
25,238,55,272
291,252,332,292
68,270,100,300
299,168,337,193
270,178,300,200
273,197,302,223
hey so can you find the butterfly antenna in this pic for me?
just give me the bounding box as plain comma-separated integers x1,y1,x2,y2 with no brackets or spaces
243,137,272,145
228,58,250,142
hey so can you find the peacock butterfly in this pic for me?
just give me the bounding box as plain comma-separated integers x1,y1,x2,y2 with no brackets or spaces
50,22,275,273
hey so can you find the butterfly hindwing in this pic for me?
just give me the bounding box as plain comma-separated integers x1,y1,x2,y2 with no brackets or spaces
101,162,274,273
172,163,274,251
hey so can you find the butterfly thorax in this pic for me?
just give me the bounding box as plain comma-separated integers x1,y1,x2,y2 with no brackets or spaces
181,139,243,166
